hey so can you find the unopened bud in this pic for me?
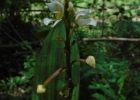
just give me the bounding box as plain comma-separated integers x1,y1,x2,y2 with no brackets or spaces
37,85,46,93
86,56,96,68
67,1,74,12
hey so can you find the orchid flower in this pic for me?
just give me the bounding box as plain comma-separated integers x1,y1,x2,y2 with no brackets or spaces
75,9,97,26
44,0,64,27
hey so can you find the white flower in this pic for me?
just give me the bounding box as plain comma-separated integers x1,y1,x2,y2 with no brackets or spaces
44,0,64,27
86,56,96,68
36,85,46,93
75,9,97,26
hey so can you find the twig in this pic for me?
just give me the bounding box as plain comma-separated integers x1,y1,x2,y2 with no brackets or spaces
6,18,24,41
0,41,40,48
1,27,21,44
83,37,140,42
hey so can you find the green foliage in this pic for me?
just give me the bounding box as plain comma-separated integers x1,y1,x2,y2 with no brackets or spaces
0,52,36,96
79,40,140,100
76,1,140,99
93,93,108,100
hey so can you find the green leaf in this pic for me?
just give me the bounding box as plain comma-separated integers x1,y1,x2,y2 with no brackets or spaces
32,21,80,100
89,83,117,100
93,93,108,100
15,76,21,83
117,75,125,94
96,64,109,76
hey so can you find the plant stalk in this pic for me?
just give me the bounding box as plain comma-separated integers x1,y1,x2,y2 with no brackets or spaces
64,1,75,99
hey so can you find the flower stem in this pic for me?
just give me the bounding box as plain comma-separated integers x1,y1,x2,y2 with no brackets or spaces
69,24,78,38
42,67,66,88
70,58,86,66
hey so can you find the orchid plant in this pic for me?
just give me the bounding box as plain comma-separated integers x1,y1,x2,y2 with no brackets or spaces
36,0,97,99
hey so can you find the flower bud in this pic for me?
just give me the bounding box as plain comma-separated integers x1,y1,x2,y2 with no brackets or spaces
60,0,65,5
67,1,74,12
36,85,46,93
86,56,96,68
